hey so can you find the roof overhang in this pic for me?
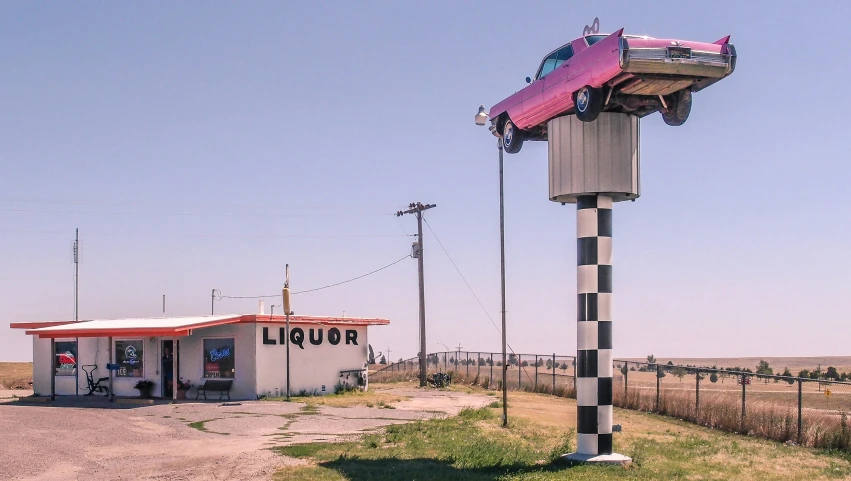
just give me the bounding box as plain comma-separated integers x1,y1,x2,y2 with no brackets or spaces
16,315,243,339
11,314,390,339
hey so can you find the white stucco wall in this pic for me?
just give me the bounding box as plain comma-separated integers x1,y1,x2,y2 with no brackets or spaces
33,336,115,396
30,321,373,400
176,323,256,400
255,323,369,397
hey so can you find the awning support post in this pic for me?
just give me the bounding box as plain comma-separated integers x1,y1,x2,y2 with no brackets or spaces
50,338,56,401
172,336,178,403
108,336,114,402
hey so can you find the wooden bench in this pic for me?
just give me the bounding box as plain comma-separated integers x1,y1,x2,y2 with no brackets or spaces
195,379,234,400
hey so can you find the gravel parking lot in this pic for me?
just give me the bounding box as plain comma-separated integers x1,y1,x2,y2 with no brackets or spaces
0,386,491,481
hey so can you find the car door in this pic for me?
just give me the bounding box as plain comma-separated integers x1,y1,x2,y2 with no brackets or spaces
539,44,575,122
518,51,558,128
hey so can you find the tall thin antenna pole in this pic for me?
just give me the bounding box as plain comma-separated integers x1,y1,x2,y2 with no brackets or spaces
211,289,215,315
162,295,166,317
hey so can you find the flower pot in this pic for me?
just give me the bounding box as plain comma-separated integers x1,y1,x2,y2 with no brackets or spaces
176,389,187,400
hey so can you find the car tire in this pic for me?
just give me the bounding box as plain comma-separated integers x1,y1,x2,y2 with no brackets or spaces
661,89,692,126
574,86,604,122
501,117,525,154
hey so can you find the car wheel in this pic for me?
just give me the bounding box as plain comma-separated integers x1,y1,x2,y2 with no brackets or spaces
501,117,525,154
661,89,692,126
574,86,604,122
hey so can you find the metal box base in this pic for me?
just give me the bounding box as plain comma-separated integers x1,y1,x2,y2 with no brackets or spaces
548,113,640,204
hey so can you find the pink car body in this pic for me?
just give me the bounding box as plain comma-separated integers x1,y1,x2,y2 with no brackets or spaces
487,29,736,151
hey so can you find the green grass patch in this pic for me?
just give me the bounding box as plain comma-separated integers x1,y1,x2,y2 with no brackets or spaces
272,403,851,481
187,418,229,435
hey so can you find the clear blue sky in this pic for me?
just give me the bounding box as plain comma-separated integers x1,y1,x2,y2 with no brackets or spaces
2,2,849,362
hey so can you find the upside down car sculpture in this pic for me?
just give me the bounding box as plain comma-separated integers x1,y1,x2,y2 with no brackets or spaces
484,26,737,153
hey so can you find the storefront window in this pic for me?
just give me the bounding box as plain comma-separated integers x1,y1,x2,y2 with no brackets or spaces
203,338,234,378
54,340,77,376
115,340,144,377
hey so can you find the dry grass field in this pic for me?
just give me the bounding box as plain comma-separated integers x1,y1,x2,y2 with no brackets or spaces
620,356,851,373
0,362,32,389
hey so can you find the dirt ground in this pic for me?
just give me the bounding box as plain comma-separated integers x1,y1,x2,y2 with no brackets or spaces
0,384,492,481
0,363,33,390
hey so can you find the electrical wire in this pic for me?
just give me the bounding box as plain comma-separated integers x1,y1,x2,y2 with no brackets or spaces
291,255,409,295
217,254,410,300
422,216,533,382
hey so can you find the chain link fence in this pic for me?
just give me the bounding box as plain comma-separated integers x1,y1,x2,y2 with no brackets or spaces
372,352,851,452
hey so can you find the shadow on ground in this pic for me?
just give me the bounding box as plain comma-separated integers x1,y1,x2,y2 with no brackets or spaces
316,457,606,481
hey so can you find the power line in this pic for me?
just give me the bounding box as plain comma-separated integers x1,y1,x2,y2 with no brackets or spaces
217,254,410,300
0,207,391,218
422,216,529,380
291,255,410,295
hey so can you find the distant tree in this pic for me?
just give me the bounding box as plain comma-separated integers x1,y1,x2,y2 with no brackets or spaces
657,369,666,379
560,363,569,371
449,357,455,365
521,360,529,367
620,364,629,376
798,369,810,379
756,360,773,376
673,366,687,382
478,357,486,366
630,366,636,372
709,373,718,383
667,361,674,366
842,373,849,382
826,367,840,381
496,361,503,367
646,354,656,365
486,358,494,366
368,345,376,364
536,359,544,367
546,359,553,370
379,355,387,365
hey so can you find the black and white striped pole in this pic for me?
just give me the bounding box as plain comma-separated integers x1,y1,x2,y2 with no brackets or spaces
576,194,614,456
548,112,638,464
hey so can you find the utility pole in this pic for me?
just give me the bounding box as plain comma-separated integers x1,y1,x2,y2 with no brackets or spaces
386,347,392,365
396,202,436,387
283,265,292,401
73,228,80,396
456,343,463,368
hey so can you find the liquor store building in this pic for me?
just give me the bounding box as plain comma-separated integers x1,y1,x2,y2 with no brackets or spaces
10,313,389,401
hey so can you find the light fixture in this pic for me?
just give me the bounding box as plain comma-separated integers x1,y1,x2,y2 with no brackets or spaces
474,105,488,126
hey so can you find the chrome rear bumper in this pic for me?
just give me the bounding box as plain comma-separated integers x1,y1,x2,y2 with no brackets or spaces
619,41,736,79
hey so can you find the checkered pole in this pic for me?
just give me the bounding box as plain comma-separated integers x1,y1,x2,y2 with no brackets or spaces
576,194,613,456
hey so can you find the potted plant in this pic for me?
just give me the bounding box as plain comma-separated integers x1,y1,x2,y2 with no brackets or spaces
175,378,191,400
133,379,155,398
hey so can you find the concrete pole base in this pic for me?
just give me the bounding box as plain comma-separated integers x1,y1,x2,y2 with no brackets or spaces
561,452,632,466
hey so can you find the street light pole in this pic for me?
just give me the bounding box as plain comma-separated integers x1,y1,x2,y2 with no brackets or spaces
476,105,509,427
497,139,508,427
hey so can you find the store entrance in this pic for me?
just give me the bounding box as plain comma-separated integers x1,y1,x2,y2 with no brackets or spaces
161,340,180,398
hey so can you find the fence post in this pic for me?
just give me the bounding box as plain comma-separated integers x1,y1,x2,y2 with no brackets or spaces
518,354,522,389
477,352,480,378
656,365,661,412
466,352,469,379
444,352,447,372
552,353,556,393
535,355,538,391
624,362,629,395
741,373,747,433
797,378,803,444
490,354,494,386
695,368,700,421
